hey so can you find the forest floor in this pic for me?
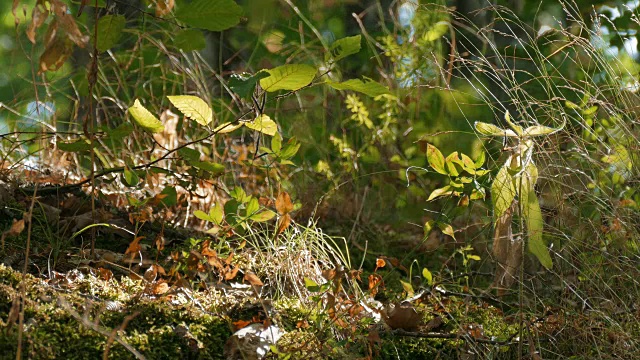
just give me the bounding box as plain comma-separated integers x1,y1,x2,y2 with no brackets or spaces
0,180,637,359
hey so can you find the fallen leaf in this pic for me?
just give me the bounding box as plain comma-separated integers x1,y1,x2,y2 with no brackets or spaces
382,302,422,331
244,271,263,286
375,258,386,271
224,266,239,281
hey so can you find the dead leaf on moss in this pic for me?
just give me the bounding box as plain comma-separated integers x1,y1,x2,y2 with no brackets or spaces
382,301,422,331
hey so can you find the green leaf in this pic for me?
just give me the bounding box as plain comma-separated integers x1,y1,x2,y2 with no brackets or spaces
428,185,452,201
159,186,177,207
423,21,449,41
525,188,552,269
193,210,213,222
583,106,598,116
58,139,92,152
304,277,320,292
565,100,579,109
246,197,259,216
474,121,517,137
280,138,300,159
229,71,269,98
191,161,225,175
271,132,282,153
167,95,212,126
178,147,200,162
523,124,561,137
259,64,317,92
209,203,224,225
400,280,414,296
437,222,455,240
422,268,433,286
250,210,276,222
245,114,277,136
230,187,248,202
175,0,243,31
123,167,140,187
426,144,447,175
326,77,391,98
491,166,516,220
95,15,125,52
105,123,134,140
445,152,461,176
424,220,434,235
128,99,164,133
326,35,361,63
467,254,481,261
213,122,242,134
474,152,486,168
173,29,206,51
504,111,523,135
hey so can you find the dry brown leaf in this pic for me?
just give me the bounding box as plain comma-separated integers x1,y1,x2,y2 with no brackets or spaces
7,218,25,236
368,273,383,296
375,258,386,271
224,266,239,281
39,34,73,73
152,281,170,295
154,233,165,251
26,0,49,44
244,271,263,286
382,302,422,331
50,0,88,47
12,0,20,25
124,236,144,256
232,319,251,331
97,267,113,281
492,202,521,292
155,0,175,17
276,213,291,235
275,191,294,215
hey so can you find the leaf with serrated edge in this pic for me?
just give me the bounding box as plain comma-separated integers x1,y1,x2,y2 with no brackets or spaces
327,77,390,98
167,95,212,126
259,64,316,92
128,99,164,133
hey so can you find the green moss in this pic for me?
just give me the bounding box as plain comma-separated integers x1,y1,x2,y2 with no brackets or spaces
0,264,231,359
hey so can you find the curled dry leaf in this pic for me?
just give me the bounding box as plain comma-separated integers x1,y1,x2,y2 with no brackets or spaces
375,258,386,271
27,0,49,44
124,236,144,257
368,273,383,296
